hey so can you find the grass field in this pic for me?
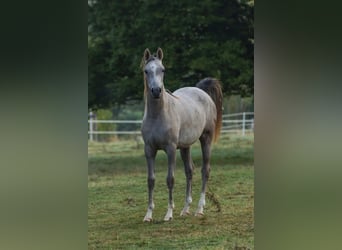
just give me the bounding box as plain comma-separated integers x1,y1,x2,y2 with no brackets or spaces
88,133,254,249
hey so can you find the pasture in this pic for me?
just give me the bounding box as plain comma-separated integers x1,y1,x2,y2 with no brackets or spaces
88,134,254,249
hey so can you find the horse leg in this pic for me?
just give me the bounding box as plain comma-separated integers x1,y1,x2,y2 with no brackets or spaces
143,145,157,222
164,144,176,221
180,147,193,216
196,133,213,216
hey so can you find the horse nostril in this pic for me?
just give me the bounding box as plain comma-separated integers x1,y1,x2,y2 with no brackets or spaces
152,87,161,93
151,87,161,98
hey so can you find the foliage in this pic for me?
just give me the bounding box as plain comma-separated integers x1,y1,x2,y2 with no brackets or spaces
88,0,253,109
93,109,115,141
223,95,254,113
116,103,144,133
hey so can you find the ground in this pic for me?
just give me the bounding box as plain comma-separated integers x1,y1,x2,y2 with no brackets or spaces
88,134,254,249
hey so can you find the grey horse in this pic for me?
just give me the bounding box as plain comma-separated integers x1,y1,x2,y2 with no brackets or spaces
141,48,222,222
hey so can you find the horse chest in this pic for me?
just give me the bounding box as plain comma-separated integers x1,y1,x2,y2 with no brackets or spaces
141,119,178,147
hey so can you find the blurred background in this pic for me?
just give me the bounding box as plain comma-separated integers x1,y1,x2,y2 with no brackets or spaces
88,0,254,141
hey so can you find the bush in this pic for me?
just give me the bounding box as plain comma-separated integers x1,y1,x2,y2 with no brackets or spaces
94,109,116,142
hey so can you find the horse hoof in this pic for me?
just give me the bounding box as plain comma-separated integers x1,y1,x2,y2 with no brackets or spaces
163,216,173,221
180,211,190,216
143,217,152,222
195,212,204,217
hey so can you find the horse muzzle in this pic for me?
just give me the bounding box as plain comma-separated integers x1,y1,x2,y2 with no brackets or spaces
151,87,161,99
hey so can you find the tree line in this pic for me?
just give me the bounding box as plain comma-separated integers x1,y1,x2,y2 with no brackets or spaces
88,0,254,109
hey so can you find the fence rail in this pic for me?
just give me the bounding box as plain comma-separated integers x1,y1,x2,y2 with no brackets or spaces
88,112,254,141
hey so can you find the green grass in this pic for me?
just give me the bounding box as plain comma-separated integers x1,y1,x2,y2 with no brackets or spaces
88,134,254,249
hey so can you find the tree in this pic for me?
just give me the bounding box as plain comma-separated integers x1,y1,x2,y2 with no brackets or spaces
88,0,253,109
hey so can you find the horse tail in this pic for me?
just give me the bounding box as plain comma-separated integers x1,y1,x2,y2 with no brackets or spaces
196,77,223,142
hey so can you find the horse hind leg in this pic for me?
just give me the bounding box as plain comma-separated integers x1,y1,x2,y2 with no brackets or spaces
196,132,213,216
180,147,193,216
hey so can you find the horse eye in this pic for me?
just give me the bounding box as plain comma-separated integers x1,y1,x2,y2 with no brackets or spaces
144,70,148,74
162,69,165,73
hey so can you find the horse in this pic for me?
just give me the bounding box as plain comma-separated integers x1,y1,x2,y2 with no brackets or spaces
141,48,222,222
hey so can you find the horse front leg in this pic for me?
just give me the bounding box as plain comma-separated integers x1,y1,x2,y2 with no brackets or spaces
143,145,157,222
180,147,193,216
196,133,212,216
164,145,177,221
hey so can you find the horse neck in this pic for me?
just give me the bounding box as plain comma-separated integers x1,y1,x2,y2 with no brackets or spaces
145,88,169,119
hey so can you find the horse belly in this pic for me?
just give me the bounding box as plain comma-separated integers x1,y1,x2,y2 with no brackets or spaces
177,132,199,147
175,97,208,147
177,119,205,147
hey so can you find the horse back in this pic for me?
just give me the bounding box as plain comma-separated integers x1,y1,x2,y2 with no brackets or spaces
172,87,217,146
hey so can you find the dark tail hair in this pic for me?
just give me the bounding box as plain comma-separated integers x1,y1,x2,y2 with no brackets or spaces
196,77,223,142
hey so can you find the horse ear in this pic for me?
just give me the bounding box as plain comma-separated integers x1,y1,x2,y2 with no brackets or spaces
157,48,163,60
144,48,151,62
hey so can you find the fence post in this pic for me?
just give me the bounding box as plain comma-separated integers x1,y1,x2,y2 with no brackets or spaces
89,111,94,141
242,112,246,136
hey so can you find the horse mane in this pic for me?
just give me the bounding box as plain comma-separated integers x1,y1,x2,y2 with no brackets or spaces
166,89,178,99
196,78,223,142
140,56,149,100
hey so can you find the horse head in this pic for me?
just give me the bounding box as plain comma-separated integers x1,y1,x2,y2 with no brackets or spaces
143,48,165,99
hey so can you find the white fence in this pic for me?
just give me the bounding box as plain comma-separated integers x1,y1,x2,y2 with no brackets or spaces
88,112,254,141
221,112,254,135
